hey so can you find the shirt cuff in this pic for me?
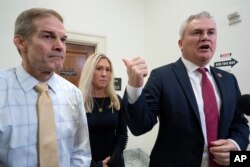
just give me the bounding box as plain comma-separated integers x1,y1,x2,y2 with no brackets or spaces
126,84,143,104
228,139,241,151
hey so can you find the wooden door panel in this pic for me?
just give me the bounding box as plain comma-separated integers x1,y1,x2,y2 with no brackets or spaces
56,43,95,87
59,54,85,87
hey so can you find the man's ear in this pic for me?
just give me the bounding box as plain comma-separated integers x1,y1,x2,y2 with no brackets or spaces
178,39,183,49
13,35,27,52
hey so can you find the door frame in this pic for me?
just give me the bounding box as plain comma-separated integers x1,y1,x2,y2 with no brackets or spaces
66,31,106,53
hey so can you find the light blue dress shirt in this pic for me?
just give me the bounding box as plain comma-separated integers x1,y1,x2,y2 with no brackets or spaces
0,65,91,167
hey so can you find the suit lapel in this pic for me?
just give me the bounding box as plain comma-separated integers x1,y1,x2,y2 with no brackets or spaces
172,59,201,127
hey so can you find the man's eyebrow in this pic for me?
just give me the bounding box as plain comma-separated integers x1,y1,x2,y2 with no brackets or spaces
192,27,216,32
41,30,53,33
41,30,67,38
62,35,68,39
209,28,216,31
40,30,56,36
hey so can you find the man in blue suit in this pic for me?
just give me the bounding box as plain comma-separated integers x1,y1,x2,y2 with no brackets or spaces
123,11,249,167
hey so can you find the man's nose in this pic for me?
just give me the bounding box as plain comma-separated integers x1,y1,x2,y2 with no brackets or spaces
53,38,65,52
201,32,210,41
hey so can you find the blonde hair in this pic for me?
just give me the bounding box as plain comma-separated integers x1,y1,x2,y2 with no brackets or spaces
78,53,120,113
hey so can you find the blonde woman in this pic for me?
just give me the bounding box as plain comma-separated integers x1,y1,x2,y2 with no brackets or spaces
79,53,127,167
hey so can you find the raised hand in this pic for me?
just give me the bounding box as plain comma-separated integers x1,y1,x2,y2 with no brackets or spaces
123,57,148,87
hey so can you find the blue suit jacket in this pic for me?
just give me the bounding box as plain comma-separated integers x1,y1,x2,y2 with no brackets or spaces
124,59,249,167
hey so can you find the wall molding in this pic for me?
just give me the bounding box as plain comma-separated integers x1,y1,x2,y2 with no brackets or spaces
66,31,106,53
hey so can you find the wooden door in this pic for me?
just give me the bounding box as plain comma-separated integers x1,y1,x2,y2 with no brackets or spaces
56,43,95,87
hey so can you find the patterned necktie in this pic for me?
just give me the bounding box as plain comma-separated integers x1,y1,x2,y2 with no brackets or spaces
35,83,59,167
197,68,219,167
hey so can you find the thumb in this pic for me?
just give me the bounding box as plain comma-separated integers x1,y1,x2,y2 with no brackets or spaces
122,58,129,67
103,156,111,163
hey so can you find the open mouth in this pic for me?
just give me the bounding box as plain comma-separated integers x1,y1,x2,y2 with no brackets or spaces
199,44,211,52
199,44,210,49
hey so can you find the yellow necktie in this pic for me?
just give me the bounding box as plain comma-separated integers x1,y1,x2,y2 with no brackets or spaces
35,82,59,167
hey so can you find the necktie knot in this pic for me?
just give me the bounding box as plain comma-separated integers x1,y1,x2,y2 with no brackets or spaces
35,83,49,93
197,67,207,75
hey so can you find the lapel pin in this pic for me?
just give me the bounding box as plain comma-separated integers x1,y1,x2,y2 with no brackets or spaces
217,73,222,78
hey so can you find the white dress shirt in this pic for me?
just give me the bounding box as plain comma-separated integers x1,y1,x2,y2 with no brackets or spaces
0,65,91,167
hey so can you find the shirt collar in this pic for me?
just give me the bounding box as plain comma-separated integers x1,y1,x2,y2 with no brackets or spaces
181,57,211,74
15,65,57,93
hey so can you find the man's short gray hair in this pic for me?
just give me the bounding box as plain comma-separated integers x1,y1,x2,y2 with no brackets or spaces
179,11,214,39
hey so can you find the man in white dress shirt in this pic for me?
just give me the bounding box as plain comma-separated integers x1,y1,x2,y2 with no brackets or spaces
0,8,91,167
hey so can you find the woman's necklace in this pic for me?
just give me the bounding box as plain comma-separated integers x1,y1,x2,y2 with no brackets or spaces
94,98,105,112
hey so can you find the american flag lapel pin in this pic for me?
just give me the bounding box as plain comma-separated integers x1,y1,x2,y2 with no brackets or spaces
217,73,222,78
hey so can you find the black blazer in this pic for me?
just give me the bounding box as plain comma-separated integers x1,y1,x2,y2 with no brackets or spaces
123,58,249,167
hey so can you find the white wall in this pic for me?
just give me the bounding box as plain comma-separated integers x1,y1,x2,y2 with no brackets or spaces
1,0,250,156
